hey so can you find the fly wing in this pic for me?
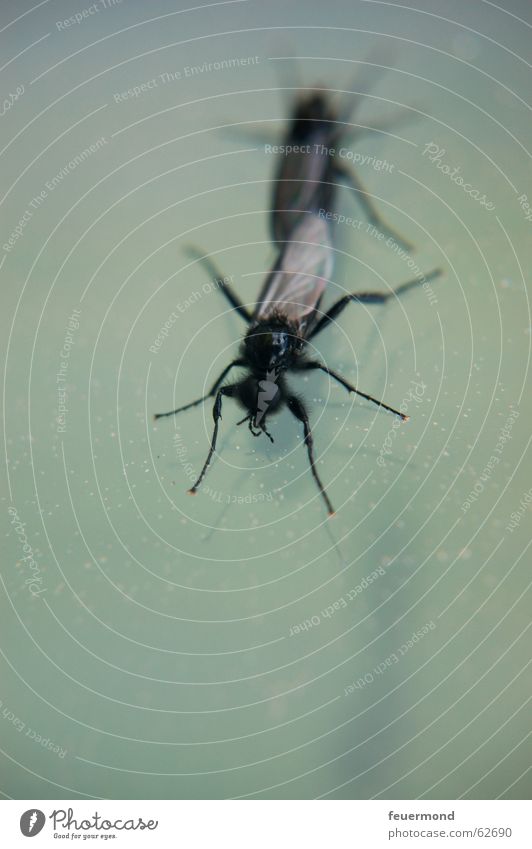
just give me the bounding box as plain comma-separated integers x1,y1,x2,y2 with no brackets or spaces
271,127,332,243
255,214,334,328
336,47,394,126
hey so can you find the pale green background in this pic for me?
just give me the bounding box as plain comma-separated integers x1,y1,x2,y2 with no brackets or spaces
1,0,531,799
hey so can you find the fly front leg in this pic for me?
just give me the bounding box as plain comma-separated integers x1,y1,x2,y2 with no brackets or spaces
298,361,409,422
185,245,252,323
188,384,236,494
154,360,244,420
287,395,335,516
308,268,442,339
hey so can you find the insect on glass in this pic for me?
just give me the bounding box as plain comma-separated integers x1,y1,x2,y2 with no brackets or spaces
154,212,438,515
155,65,443,514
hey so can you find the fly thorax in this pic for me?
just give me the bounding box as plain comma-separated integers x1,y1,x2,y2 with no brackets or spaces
244,322,297,369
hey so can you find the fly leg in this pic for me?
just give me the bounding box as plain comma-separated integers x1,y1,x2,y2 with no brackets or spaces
185,245,252,322
298,360,410,422
236,415,275,443
298,361,409,422
287,395,335,516
308,268,442,339
188,384,236,494
334,162,414,251
154,360,243,420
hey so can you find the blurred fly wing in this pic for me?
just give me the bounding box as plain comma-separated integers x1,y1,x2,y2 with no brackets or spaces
268,38,303,111
217,46,302,146
342,104,421,145
255,214,334,330
335,46,397,131
271,139,334,243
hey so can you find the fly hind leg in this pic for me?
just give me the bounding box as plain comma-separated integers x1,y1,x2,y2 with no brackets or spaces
334,162,414,251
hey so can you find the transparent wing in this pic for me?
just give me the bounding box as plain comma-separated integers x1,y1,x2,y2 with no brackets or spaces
255,214,334,324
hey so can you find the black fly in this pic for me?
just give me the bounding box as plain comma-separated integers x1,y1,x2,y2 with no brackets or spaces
154,73,442,515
